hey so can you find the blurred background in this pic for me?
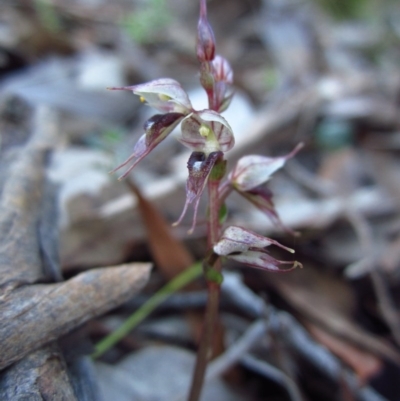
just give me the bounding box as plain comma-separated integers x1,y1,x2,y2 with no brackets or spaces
1,0,400,400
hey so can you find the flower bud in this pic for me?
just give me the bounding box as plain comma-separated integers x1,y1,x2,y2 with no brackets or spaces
212,55,233,84
199,62,215,94
196,0,216,62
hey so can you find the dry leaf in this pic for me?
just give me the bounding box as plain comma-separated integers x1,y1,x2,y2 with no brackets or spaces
306,322,383,384
127,181,195,280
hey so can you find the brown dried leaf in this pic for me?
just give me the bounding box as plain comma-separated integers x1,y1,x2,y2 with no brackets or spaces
127,181,194,279
268,268,400,364
306,322,383,384
127,182,210,346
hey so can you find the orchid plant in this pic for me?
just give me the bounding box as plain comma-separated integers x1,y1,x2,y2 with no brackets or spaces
109,1,302,400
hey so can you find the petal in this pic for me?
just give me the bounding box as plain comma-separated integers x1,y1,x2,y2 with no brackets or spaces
216,88,234,113
229,143,303,191
179,110,234,153
108,78,192,113
111,112,184,179
173,151,222,233
228,250,301,272
198,110,234,152
179,113,208,152
143,112,184,146
213,226,294,256
110,134,148,179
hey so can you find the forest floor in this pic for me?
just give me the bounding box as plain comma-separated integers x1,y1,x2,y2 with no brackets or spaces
1,1,400,400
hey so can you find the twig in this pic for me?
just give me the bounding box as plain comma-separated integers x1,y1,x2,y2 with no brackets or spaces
199,319,302,401
221,272,388,401
279,311,389,401
206,319,267,379
241,354,303,401
345,207,400,347
370,270,400,346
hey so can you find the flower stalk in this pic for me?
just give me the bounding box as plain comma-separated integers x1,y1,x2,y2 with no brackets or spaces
107,0,302,400
187,157,225,401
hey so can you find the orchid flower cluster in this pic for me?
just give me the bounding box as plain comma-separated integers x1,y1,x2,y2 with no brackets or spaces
109,0,301,273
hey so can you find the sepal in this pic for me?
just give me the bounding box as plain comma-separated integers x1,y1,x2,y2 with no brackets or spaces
108,78,192,114
229,143,303,192
111,112,184,179
173,151,223,233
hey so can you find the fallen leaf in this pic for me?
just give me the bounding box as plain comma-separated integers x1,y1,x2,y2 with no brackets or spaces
306,321,383,384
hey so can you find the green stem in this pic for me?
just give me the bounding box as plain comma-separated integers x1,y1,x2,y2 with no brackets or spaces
92,262,202,359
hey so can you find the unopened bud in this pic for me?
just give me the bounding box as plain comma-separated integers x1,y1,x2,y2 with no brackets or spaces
212,55,233,84
196,0,215,62
199,62,214,93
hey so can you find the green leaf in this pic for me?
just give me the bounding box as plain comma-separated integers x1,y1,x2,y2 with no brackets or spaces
92,262,202,359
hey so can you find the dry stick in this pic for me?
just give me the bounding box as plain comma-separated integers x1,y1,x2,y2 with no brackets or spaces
175,319,270,401
345,208,400,347
223,272,388,401
205,317,303,401
188,317,303,401
240,354,303,401
280,311,388,401
370,270,400,346
205,319,267,380
221,275,304,401
286,155,400,346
